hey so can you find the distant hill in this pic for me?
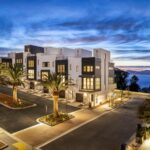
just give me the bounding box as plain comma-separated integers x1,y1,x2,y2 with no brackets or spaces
127,70,150,75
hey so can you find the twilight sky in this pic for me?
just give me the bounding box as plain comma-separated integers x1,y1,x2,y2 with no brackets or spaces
0,0,150,66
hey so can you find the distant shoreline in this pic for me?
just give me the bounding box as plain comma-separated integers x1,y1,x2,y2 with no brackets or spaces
128,74,150,88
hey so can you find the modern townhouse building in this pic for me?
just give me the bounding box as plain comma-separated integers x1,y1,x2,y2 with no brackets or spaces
76,49,116,107
0,57,12,67
6,45,116,107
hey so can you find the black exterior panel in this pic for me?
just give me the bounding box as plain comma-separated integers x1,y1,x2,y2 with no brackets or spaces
0,57,12,67
55,59,68,80
24,45,44,54
27,56,37,80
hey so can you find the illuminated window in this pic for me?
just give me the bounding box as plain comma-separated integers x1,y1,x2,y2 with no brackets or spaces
16,59,22,64
28,60,34,67
83,66,86,72
57,65,65,73
87,66,91,72
3,62,10,67
83,78,94,90
95,78,100,89
83,66,93,72
62,75,65,83
41,71,49,81
96,66,100,70
83,78,86,89
42,62,50,67
28,69,34,79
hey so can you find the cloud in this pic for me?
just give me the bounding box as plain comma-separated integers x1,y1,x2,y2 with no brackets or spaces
112,49,150,54
21,15,150,46
64,35,107,44
113,55,150,61
0,47,21,56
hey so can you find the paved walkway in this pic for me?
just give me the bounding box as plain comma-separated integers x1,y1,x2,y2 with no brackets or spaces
13,104,112,148
139,138,150,150
0,128,32,150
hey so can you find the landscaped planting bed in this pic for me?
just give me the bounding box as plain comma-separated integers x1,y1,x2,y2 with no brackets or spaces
0,141,7,149
38,112,74,126
0,93,36,109
139,99,150,123
136,98,150,144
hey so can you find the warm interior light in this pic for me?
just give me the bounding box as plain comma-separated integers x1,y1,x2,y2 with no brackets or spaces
139,139,150,150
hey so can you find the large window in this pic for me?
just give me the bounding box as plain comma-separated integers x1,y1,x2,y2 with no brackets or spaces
28,69,34,79
83,78,94,90
57,64,65,73
3,62,10,67
16,59,23,64
83,66,93,72
96,66,100,70
28,60,34,67
41,71,49,81
42,62,50,67
95,78,100,89
62,75,65,83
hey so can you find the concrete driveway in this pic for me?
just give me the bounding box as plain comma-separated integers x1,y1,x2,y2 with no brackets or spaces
41,98,144,150
0,86,78,133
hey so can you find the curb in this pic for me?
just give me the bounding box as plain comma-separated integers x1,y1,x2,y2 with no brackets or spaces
0,102,37,110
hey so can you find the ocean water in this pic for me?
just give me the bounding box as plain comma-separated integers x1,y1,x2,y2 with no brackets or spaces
128,74,150,88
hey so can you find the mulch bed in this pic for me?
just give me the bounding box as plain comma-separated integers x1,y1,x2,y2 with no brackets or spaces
0,141,7,149
38,112,74,126
0,93,36,109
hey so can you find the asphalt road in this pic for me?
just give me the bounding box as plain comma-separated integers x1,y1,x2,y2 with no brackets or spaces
0,86,78,133
42,98,144,150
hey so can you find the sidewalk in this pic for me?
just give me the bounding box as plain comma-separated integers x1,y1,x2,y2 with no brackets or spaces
0,128,32,150
13,104,112,148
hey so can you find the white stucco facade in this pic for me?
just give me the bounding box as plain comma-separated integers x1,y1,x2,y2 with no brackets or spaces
6,46,116,107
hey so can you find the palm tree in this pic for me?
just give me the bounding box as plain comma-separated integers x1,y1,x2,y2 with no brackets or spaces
2,64,25,103
41,72,67,117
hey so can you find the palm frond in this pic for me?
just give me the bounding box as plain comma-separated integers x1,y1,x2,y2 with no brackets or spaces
1,64,25,87
40,72,68,95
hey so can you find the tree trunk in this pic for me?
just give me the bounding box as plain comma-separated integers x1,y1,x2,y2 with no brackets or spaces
13,86,18,103
53,95,59,117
